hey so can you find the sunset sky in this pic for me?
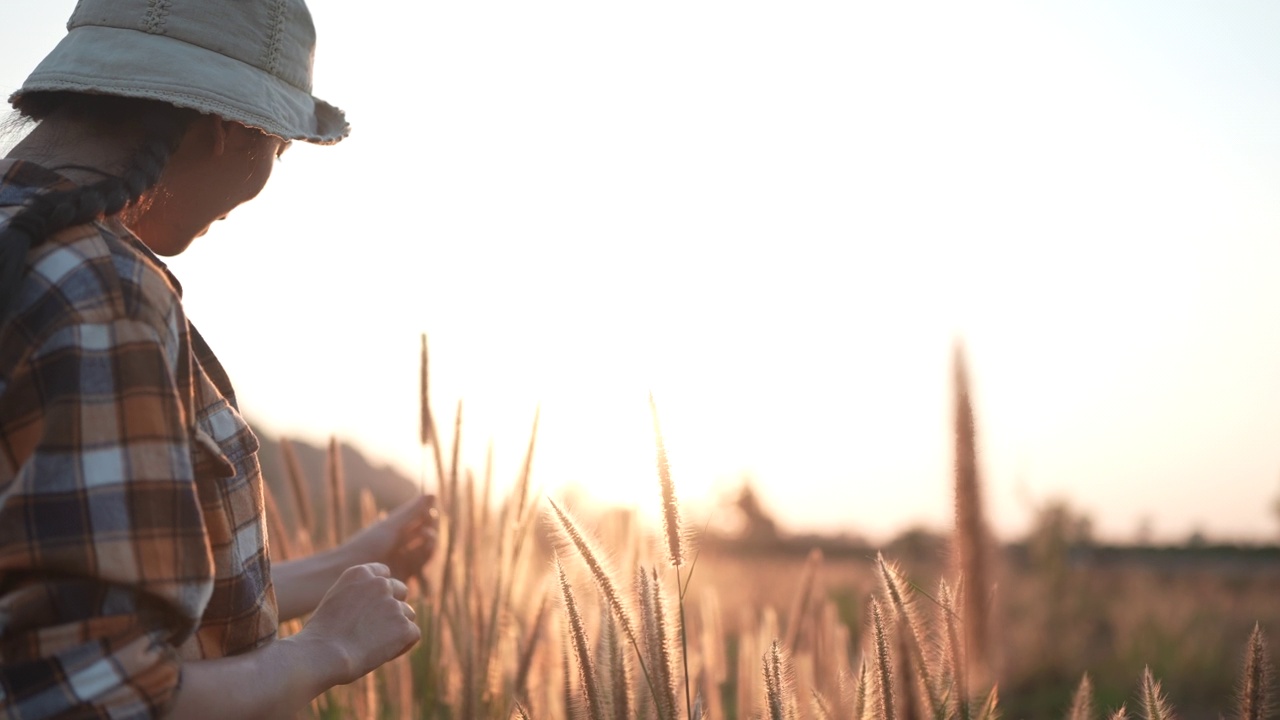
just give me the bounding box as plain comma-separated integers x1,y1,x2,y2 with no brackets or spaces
6,1,1280,543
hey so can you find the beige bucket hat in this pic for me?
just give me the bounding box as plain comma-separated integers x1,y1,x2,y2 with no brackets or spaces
10,0,349,145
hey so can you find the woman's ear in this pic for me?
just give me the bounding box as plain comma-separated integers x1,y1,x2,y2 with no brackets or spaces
173,114,228,160
209,116,231,157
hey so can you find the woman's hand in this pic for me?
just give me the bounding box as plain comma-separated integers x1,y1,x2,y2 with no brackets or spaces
295,563,421,685
340,494,439,580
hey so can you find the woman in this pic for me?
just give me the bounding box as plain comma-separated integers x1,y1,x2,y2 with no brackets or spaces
0,1,437,718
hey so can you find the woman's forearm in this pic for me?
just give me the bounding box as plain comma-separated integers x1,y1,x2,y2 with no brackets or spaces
173,563,419,719
273,546,355,621
169,634,342,720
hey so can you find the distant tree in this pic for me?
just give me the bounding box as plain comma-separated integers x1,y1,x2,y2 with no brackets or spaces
733,482,780,546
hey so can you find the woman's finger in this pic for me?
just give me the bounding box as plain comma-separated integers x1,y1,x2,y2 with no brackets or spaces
389,578,409,600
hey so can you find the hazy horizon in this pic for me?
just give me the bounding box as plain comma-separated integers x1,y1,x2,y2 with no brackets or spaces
6,1,1280,545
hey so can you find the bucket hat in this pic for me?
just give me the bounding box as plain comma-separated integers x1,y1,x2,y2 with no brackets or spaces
9,0,349,145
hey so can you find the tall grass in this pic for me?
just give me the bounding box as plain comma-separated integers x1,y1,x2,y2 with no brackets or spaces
269,336,1277,719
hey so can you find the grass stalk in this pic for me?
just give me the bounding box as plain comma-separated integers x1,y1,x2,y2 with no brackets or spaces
549,499,665,720
877,552,942,718
1139,667,1173,720
872,598,897,720
279,437,315,539
952,341,991,689
558,557,605,720
1238,624,1273,720
325,435,345,546
1068,674,1094,720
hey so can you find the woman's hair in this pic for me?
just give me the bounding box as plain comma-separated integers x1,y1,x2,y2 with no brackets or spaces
0,92,198,314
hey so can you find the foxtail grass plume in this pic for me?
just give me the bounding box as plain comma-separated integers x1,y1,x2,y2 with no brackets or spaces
1140,667,1174,720
638,566,679,720
1238,623,1273,720
784,549,823,652
871,598,897,720
419,332,431,447
763,639,798,720
278,437,315,536
952,340,993,687
1068,674,1095,720
977,685,1000,720
513,408,540,527
876,552,941,717
648,392,684,568
326,435,346,545
1109,705,1131,720
939,580,969,720
557,557,606,720
261,484,293,561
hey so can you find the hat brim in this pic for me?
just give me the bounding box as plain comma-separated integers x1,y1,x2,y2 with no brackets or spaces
10,25,349,145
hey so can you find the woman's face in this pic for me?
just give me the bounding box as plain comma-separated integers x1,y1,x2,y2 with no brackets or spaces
132,118,287,256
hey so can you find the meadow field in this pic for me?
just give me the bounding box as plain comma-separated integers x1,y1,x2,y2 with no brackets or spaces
264,337,1278,720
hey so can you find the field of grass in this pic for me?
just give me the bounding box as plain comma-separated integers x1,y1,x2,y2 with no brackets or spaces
264,337,1276,719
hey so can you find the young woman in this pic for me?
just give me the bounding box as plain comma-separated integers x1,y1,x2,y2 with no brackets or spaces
0,1,438,717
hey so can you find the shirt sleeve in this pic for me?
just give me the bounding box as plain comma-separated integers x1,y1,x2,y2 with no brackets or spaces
0,318,214,718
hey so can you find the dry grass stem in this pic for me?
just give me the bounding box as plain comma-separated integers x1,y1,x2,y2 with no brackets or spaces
1068,674,1094,720
261,483,293,562
872,598,897,720
952,341,992,688
1140,667,1174,720
279,437,314,536
648,392,684,569
1238,624,1273,720
557,557,605,720
326,435,345,545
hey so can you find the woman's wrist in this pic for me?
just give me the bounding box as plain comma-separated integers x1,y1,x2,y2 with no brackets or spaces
275,630,352,691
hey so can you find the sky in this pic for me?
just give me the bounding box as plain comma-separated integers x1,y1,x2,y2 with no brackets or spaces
5,1,1280,543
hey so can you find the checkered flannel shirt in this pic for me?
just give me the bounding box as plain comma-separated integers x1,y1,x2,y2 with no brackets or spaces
0,160,278,718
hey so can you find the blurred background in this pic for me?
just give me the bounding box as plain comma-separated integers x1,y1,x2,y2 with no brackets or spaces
7,0,1280,545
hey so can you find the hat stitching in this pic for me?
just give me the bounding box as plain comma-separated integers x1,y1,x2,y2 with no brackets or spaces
11,76,345,144
141,0,172,35
261,0,289,77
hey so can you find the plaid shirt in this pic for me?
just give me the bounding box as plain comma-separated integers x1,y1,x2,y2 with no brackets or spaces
0,160,278,718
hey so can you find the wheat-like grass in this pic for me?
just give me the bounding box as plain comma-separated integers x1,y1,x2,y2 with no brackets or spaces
326,435,346,545
1068,673,1094,720
278,437,315,538
877,552,942,718
1238,623,1273,720
1109,704,1130,720
1139,667,1174,720
854,660,870,720
938,580,969,720
871,598,897,720
548,499,669,720
648,392,684,569
952,341,992,689
513,587,549,703
419,333,446,500
513,408,540,528
261,483,293,562
977,684,999,720
812,688,835,720
783,548,822,652
557,557,605,720
763,639,787,720
640,566,679,720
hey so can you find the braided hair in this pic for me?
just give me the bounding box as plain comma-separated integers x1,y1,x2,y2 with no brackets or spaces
0,93,197,314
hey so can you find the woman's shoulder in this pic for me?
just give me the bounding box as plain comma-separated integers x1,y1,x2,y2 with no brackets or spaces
0,160,186,347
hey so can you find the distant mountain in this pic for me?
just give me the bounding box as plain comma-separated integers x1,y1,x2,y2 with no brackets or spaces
252,426,421,540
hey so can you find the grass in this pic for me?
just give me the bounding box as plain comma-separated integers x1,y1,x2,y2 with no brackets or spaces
264,336,1278,719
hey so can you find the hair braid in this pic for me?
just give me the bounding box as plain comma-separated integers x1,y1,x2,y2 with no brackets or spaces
0,97,195,316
